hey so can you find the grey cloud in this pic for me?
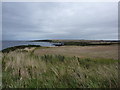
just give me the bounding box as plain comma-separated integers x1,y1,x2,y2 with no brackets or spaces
2,2,118,40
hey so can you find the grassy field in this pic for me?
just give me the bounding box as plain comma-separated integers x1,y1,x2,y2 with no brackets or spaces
34,45,118,60
1,45,118,88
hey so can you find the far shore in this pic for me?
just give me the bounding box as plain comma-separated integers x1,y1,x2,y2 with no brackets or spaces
31,39,120,46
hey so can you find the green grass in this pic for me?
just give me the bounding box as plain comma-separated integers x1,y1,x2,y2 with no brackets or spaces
1,51,118,88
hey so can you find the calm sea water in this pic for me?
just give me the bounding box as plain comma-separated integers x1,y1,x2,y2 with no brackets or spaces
1,41,55,50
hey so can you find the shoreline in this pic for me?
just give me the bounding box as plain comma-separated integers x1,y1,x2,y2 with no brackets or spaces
1,45,41,53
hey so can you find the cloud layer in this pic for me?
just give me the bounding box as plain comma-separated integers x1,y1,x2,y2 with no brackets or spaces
2,2,118,40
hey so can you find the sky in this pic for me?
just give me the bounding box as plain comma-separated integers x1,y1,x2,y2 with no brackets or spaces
2,2,118,40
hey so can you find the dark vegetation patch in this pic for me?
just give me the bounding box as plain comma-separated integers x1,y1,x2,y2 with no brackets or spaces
1,45,41,53
63,42,113,46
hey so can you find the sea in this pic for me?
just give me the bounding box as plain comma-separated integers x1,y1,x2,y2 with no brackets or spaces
1,41,56,50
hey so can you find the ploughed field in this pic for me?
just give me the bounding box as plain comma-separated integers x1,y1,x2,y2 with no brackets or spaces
1,44,119,88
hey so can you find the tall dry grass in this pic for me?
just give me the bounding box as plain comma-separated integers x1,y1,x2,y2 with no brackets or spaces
1,50,118,88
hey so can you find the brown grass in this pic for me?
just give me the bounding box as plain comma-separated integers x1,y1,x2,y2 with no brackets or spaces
34,45,118,60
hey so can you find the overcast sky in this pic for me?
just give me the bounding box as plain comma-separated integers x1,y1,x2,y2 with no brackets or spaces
2,2,118,40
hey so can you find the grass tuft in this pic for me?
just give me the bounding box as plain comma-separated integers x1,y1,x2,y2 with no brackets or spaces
1,50,118,88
